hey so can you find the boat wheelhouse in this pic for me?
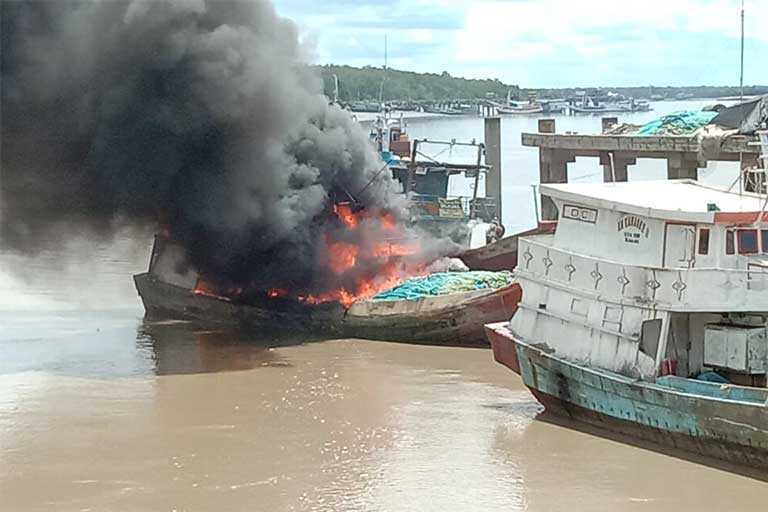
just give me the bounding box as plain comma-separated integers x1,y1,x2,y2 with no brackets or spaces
487,179,768,474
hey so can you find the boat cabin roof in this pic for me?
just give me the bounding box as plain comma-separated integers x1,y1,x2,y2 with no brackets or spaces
542,180,768,224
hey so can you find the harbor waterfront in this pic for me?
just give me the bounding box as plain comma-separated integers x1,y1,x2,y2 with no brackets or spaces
3,102,768,510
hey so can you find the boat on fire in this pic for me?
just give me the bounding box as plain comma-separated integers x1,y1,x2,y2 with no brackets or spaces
486,179,768,475
135,235,519,347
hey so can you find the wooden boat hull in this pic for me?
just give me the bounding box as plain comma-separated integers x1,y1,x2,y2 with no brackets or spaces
134,272,521,347
134,272,347,333
486,322,768,474
345,284,521,347
459,222,556,271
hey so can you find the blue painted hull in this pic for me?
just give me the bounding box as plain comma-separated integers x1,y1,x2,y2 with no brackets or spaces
486,322,768,475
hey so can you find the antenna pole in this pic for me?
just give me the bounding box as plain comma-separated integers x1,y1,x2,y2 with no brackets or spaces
740,0,745,103
378,34,389,107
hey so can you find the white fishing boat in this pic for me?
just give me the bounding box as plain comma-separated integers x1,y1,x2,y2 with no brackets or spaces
496,103,544,115
487,176,768,475
496,89,544,115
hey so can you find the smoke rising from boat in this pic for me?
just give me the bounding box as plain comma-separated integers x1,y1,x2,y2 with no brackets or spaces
1,1,448,299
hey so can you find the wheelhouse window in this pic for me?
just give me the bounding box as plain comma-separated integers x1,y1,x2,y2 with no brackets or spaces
738,229,758,255
761,229,768,253
698,228,709,255
726,230,735,255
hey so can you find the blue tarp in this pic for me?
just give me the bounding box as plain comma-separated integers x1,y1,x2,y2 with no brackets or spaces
372,271,514,302
637,111,718,135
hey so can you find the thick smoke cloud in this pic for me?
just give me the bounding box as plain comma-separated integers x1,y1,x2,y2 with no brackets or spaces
1,1,415,295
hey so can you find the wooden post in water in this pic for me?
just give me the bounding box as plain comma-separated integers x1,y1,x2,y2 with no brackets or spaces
484,117,502,222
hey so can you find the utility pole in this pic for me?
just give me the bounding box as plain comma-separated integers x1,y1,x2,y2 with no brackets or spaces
378,34,388,105
384,34,388,71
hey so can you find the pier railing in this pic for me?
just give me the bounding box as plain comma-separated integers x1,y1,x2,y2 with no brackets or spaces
517,235,768,312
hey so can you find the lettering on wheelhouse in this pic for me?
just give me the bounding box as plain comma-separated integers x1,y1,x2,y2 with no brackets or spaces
562,204,598,223
617,214,650,244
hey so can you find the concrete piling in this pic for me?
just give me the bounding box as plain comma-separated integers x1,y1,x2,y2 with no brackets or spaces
484,117,502,221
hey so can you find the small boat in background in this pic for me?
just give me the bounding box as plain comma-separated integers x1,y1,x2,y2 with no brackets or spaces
496,103,544,115
423,105,466,115
496,89,544,115
568,95,650,114
540,98,568,114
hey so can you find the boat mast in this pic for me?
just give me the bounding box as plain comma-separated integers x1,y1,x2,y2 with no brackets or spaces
378,34,388,109
740,0,745,103
737,0,746,196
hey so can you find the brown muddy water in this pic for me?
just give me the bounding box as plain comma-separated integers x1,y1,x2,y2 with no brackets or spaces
3,249,768,511
2,106,767,510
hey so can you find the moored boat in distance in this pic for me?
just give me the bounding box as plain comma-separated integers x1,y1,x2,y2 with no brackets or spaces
495,89,544,115
496,103,544,115
487,179,768,475
568,96,651,115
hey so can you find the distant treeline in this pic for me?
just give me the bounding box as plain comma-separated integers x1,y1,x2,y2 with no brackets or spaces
316,64,768,102
317,65,520,102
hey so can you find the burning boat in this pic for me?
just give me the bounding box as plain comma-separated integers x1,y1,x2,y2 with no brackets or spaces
135,174,519,346
135,235,519,346
487,177,768,474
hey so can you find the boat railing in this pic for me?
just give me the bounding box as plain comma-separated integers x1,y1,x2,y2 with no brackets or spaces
517,235,768,311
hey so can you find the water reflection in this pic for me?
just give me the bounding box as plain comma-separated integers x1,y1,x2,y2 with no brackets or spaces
137,320,302,375
0,310,325,378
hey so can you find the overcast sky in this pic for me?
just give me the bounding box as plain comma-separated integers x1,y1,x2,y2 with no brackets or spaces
273,0,768,88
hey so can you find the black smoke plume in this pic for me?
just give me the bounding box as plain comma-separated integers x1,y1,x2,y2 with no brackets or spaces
1,1,432,298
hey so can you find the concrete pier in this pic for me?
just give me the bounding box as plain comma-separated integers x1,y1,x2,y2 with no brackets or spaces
523,119,761,220
484,117,502,219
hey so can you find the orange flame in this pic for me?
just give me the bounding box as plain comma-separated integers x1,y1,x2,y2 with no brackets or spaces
260,204,426,309
193,278,233,301
334,203,358,229
193,278,218,296
371,240,419,258
301,259,425,308
380,212,397,231
326,241,358,274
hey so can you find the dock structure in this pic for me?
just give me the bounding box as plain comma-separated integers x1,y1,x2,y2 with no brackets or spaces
524,118,762,220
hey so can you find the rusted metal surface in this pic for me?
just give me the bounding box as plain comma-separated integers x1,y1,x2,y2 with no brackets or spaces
486,322,768,477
